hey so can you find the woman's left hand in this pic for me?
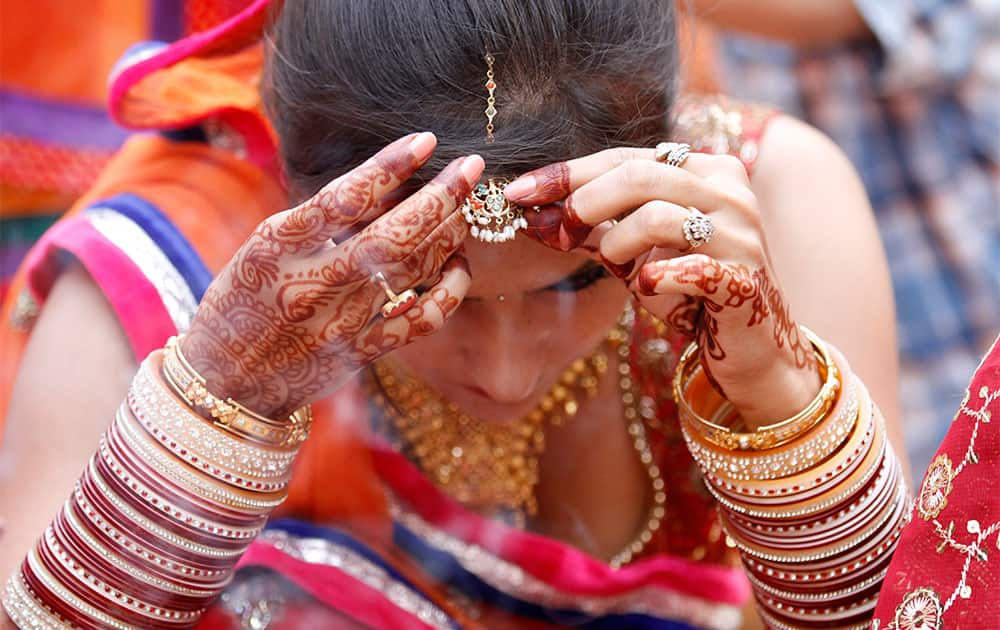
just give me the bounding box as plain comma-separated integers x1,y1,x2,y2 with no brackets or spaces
503,148,820,426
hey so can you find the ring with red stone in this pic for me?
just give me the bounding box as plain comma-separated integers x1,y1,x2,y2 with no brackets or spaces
373,272,418,318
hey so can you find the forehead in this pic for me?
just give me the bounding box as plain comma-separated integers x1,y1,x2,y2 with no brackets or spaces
463,235,589,296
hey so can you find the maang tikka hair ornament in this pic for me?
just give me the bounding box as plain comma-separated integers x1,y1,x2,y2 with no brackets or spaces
461,52,530,244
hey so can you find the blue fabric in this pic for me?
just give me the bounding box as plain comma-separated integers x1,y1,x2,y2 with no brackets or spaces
392,521,699,630
85,193,213,300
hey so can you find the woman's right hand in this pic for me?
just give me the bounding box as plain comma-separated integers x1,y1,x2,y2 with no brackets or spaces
181,133,484,418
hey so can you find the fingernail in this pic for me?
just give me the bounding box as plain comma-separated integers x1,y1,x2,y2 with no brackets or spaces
561,200,593,249
602,256,634,280
461,155,485,186
503,176,535,201
409,132,437,162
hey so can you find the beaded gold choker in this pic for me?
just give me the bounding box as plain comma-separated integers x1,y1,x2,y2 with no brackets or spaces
369,347,608,523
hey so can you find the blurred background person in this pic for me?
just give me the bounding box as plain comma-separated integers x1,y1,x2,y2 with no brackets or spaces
690,0,1000,480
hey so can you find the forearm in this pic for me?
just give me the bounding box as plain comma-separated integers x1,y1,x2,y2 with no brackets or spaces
686,0,871,46
1,347,308,628
678,336,910,626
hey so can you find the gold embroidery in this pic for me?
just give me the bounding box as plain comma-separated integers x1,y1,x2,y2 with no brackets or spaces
672,95,774,169
893,587,943,630
916,454,954,521
9,289,39,331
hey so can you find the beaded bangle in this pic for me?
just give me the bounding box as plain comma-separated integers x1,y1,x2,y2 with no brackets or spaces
39,528,204,624
1,348,311,629
57,504,217,599
97,432,264,543
4,571,71,630
682,374,859,482
114,403,288,511
70,482,231,584
85,455,244,559
702,395,875,504
162,336,311,448
721,468,904,563
134,358,296,481
674,326,839,451
700,387,885,520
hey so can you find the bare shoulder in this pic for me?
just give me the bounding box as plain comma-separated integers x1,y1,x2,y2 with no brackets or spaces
0,262,134,579
750,113,868,219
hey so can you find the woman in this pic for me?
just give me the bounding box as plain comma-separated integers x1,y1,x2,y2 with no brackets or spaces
0,0,906,628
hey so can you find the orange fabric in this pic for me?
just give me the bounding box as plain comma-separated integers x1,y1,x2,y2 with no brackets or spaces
0,0,148,105
184,0,259,35
276,387,390,527
116,43,270,136
0,185,78,215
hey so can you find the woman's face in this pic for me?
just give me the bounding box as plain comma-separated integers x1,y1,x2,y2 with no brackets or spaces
392,235,630,422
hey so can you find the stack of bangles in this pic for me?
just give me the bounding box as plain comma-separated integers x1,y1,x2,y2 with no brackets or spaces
675,326,911,629
2,337,311,629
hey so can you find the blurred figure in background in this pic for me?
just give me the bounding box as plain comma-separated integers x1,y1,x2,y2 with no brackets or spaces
692,0,1000,479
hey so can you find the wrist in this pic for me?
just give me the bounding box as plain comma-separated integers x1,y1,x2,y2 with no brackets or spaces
734,359,823,430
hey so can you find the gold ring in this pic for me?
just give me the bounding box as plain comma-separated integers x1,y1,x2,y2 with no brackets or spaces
373,272,418,318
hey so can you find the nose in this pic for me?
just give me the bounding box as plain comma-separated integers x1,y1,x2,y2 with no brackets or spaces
464,304,546,404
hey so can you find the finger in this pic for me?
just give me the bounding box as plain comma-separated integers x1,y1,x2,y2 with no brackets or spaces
363,254,472,350
636,254,732,298
571,160,761,248
505,146,749,206
276,132,439,251
504,147,650,205
600,200,690,266
599,201,748,277
351,155,483,274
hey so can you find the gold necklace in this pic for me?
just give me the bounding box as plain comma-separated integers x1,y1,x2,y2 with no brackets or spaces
369,307,666,567
606,308,667,568
369,348,608,522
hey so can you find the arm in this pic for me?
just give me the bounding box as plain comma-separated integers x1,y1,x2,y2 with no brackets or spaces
504,117,909,625
684,0,871,46
1,134,482,627
751,115,909,480
0,265,135,583
691,0,989,90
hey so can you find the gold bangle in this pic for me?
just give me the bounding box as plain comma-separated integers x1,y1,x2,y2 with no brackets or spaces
682,375,858,482
162,336,311,448
673,326,839,451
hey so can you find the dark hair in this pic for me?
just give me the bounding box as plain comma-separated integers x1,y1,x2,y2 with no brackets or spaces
265,0,678,201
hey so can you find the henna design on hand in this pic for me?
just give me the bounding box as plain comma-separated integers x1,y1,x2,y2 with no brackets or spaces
663,296,702,339
182,144,480,418
638,257,810,369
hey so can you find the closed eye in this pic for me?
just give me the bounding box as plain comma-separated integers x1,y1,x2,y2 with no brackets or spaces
542,261,610,293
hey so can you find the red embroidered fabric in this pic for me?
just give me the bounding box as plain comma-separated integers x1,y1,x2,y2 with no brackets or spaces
872,334,1000,629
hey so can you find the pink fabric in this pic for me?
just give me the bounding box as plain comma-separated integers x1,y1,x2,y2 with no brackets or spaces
372,443,751,606
23,216,177,360
237,541,443,630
